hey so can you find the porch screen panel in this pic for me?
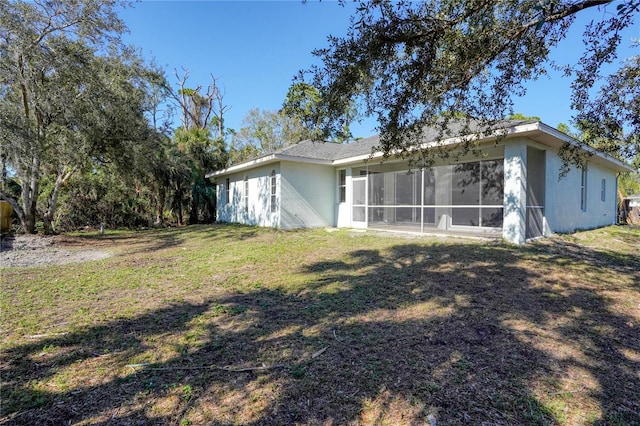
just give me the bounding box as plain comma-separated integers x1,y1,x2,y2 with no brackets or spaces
526,147,545,239
526,208,544,239
452,163,480,226
451,160,504,228
352,178,366,222
368,172,385,222
481,160,504,227
395,172,419,223
423,168,436,224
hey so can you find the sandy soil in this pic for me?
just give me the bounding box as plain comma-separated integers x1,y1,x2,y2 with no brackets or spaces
0,234,112,267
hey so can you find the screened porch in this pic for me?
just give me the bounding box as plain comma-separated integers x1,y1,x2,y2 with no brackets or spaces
350,159,506,235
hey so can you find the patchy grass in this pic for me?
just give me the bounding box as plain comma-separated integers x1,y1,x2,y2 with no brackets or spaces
1,224,639,425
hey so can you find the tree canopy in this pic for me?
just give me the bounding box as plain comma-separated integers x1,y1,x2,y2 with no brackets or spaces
301,0,639,166
0,0,166,233
230,108,310,164
282,82,358,143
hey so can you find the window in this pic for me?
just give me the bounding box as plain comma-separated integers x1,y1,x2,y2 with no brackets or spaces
338,170,346,203
270,170,277,213
225,178,230,204
601,179,606,202
580,167,587,212
244,175,249,212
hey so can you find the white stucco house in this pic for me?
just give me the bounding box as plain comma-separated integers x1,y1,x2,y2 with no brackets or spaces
207,120,632,244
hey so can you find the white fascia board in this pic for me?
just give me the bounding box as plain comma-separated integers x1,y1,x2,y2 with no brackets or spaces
206,154,279,178
208,122,632,176
277,155,333,166
332,130,501,166
520,122,633,172
333,153,380,166
331,122,633,172
207,154,333,178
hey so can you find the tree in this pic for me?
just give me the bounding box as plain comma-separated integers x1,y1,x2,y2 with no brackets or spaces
508,113,541,121
0,0,163,233
573,47,639,165
170,71,229,224
230,108,310,163
556,122,640,200
303,0,639,166
283,82,357,143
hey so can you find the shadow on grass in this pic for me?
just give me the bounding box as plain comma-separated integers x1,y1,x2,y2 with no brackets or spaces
2,237,639,424
61,223,261,257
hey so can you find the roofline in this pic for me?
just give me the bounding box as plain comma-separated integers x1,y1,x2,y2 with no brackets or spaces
516,122,633,172
356,121,632,172
207,121,633,177
206,153,333,178
332,121,529,166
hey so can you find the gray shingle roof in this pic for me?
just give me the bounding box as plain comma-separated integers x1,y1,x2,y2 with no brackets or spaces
271,119,534,162
209,119,633,177
276,135,380,161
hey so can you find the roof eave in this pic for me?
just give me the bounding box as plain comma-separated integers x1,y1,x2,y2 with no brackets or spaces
206,154,333,178
333,122,633,172
519,122,633,173
207,121,633,176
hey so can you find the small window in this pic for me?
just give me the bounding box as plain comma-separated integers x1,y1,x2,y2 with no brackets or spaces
244,175,249,212
270,170,277,213
580,167,587,212
225,178,230,204
339,170,346,203
601,179,606,202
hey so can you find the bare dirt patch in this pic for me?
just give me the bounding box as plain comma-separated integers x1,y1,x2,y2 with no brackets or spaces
0,234,112,267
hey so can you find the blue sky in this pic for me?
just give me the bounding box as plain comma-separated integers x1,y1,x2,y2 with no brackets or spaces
118,1,639,139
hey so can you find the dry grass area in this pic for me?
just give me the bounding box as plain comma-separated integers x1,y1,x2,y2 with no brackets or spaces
1,225,639,425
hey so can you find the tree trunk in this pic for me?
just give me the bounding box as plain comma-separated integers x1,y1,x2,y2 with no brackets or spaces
22,161,39,234
155,185,166,225
189,188,198,224
174,183,184,226
42,168,75,235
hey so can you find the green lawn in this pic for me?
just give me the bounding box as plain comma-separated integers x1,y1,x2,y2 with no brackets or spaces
2,225,639,425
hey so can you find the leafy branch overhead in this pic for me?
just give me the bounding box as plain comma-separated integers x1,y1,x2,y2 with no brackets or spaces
302,0,639,165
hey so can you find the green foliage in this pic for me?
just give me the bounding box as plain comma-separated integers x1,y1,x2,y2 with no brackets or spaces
171,127,227,225
619,172,640,197
556,123,577,138
282,82,323,136
0,0,166,233
230,108,310,164
508,113,541,121
304,0,638,166
283,82,355,143
572,48,640,166
55,166,153,230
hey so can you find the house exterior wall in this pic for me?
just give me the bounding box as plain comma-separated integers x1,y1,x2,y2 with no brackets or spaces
213,128,625,242
280,161,335,229
216,164,280,227
544,151,618,233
